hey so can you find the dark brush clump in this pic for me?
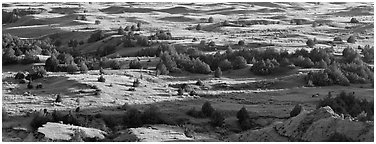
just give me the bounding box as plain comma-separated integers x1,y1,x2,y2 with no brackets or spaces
317,91,374,121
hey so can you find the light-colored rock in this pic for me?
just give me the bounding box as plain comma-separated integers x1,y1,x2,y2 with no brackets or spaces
115,124,193,142
37,122,107,141
227,106,373,142
275,106,373,142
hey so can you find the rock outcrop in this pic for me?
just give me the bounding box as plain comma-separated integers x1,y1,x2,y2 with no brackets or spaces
114,124,193,142
227,106,373,142
37,122,107,141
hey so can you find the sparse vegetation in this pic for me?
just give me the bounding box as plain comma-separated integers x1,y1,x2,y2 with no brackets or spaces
98,75,106,82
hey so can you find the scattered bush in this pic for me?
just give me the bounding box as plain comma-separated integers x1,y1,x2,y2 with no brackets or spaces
123,108,143,127
317,91,373,121
347,36,356,43
208,17,214,23
129,59,142,69
350,18,359,23
218,59,233,71
328,132,354,142
238,40,245,46
196,79,204,86
110,60,121,70
361,45,374,63
30,112,52,131
290,104,303,117
118,26,124,35
156,63,169,75
177,87,184,95
214,67,222,78
55,94,62,103
26,67,47,80
232,56,247,69
210,111,225,127
79,62,89,74
88,30,104,43
15,72,26,79
45,55,59,72
67,63,79,74
186,107,205,118
202,101,215,117
333,36,342,42
196,24,202,30
250,59,280,75
27,81,34,89
306,38,315,48
98,75,106,82
189,90,198,96
133,78,140,87
140,105,163,124
36,83,43,89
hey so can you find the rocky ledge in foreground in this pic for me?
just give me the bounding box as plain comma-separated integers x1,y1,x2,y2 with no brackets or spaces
37,122,107,141
227,106,373,142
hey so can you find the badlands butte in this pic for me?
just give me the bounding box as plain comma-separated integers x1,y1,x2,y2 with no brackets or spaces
2,2,374,142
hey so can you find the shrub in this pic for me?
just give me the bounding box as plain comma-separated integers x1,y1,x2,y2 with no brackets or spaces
110,60,121,70
350,18,359,23
45,55,59,72
290,104,303,117
98,75,106,82
317,91,373,121
15,72,26,79
133,78,140,87
118,26,124,35
55,94,62,103
26,67,47,80
27,81,34,89
361,45,374,63
30,112,52,131
156,63,169,75
196,79,204,86
95,20,101,25
131,25,137,31
208,17,214,23
250,59,279,75
196,24,202,30
123,108,143,128
177,87,184,95
237,107,250,122
79,62,88,74
141,105,163,124
124,26,130,31
208,41,216,47
192,58,211,74
239,119,253,130
62,112,82,126
137,22,141,29
210,111,224,127
306,39,315,48
232,56,247,69
36,83,43,89
347,36,356,43
88,30,104,43
214,67,222,78
333,37,342,42
189,90,198,96
202,101,215,117
218,59,233,71
186,107,205,118
238,40,245,46
67,63,79,74
129,59,142,69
